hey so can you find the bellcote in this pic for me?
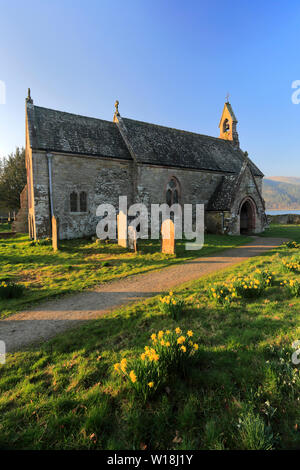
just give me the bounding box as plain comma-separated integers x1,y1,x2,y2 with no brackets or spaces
218,100,239,148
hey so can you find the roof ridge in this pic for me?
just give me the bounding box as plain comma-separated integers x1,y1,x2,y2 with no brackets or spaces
123,117,233,143
30,104,115,126
29,105,239,147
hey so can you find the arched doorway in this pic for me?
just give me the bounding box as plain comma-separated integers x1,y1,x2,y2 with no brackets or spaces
239,198,256,234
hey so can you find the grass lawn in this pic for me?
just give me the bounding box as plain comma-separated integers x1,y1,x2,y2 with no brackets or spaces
0,222,11,232
259,223,300,239
0,227,300,449
0,227,251,319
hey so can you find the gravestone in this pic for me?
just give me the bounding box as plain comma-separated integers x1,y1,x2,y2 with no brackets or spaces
128,225,137,252
117,212,127,248
161,218,175,254
52,216,59,252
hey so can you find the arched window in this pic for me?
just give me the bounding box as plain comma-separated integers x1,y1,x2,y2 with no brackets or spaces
166,178,180,206
70,192,78,212
166,189,172,206
80,192,87,212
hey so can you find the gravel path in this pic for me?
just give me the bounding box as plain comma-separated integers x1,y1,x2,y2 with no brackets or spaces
0,236,287,352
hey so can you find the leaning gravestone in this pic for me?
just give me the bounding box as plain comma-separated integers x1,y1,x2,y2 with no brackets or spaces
161,218,175,254
117,212,127,248
128,225,137,252
52,215,59,252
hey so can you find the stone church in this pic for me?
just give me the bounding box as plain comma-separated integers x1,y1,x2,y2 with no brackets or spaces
23,90,266,240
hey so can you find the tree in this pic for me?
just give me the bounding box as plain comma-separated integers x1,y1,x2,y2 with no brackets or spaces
0,147,26,210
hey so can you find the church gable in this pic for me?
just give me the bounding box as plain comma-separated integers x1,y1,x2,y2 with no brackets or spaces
207,157,265,212
231,161,265,211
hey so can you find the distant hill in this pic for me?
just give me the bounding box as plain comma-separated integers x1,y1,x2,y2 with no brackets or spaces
263,177,300,210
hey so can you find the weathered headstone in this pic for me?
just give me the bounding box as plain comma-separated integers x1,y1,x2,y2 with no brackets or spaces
117,211,127,248
161,218,175,254
52,215,59,252
128,225,137,252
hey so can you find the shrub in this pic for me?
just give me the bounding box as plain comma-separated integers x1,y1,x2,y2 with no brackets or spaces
113,328,199,401
0,280,24,299
159,291,185,319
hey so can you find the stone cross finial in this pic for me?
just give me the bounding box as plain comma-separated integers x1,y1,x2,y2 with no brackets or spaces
225,92,230,103
114,100,120,116
26,88,33,104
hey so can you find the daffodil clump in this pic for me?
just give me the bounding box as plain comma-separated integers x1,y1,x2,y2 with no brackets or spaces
252,268,275,287
209,283,237,306
0,280,24,299
232,268,275,298
113,328,199,401
233,276,265,298
282,258,300,273
150,328,199,376
209,269,275,304
114,350,163,402
283,240,300,249
280,278,300,297
159,291,185,319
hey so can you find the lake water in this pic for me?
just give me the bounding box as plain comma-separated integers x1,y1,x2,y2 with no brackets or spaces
266,210,300,215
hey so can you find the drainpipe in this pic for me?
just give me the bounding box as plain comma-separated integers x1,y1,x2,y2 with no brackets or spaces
47,153,54,218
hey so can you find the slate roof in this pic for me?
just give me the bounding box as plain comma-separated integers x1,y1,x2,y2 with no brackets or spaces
206,175,238,211
26,104,131,160
121,118,263,176
26,103,264,177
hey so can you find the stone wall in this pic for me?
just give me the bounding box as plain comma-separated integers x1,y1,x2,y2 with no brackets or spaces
31,151,134,239
205,211,232,234
268,213,300,225
31,151,52,238
12,185,28,233
29,150,266,239
136,164,223,207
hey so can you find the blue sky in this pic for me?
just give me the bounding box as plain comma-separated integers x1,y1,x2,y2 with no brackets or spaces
0,0,300,176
